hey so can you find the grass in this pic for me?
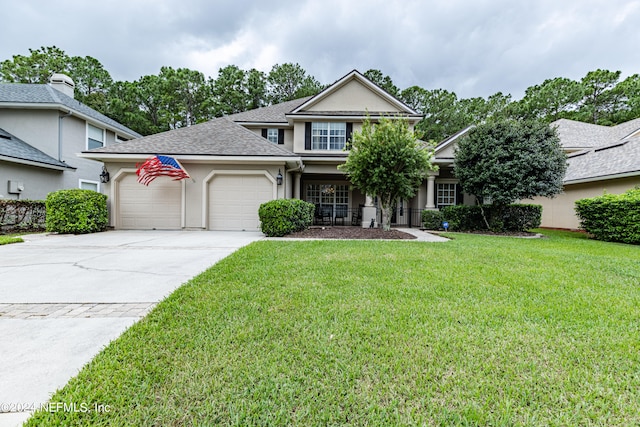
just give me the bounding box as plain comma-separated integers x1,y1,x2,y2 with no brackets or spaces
27,230,640,426
0,234,24,245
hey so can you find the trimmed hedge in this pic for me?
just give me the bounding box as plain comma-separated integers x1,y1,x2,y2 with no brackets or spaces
46,189,108,234
0,200,46,233
441,204,542,232
421,210,444,230
575,188,640,245
258,199,315,237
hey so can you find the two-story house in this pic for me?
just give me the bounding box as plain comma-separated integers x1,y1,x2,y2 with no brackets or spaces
81,70,440,231
0,74,141,200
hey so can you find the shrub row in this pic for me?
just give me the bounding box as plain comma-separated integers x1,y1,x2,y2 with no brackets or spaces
575,188,640,245
46,189,108,234
425,204,542,232
258,199,315,237
0,200,46,233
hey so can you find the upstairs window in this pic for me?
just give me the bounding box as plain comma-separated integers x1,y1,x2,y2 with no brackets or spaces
87,124,105,150
305,122,352,151
311,122,346,150
267,128,279,143
261,128,284,144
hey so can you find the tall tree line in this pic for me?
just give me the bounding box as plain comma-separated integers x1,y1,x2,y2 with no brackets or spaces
2,46,639,139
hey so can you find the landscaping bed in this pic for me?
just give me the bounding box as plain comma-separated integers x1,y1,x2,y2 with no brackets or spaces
283,226,416,239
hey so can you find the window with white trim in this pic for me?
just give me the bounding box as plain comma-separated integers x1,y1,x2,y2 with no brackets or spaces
266,128,279,144
437,183,457,207
87,124,105,150
311,122,346,150
79,179,99,192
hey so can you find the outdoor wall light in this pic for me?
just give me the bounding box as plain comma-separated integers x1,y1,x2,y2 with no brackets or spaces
100,166,110,183
276,169,283,185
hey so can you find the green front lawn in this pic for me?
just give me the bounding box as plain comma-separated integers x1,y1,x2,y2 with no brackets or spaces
28,230,640,426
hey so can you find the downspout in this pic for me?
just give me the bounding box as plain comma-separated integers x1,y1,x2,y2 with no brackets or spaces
58,110,72,161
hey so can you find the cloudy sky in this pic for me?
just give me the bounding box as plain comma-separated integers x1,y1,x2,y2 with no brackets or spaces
1,0,639,100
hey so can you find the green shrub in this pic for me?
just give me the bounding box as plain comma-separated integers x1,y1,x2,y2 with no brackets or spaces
258,199,315,237
441,204,542,232
46,189,108,234
421,210,444,230
575,188,640,245
0,200,46,233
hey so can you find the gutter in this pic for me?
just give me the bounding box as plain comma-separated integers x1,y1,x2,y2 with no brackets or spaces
564,170,640,185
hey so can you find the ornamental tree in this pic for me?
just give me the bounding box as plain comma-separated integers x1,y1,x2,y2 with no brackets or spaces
454,119,567,228
339,116,436,231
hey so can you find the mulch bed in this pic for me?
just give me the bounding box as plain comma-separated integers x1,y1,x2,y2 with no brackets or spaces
282,226,417,239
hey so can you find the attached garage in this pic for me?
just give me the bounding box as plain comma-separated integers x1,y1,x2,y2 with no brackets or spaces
207,172,275,231
117,173,182,230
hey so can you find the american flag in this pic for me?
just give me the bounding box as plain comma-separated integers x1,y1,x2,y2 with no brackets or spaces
136,155,190,186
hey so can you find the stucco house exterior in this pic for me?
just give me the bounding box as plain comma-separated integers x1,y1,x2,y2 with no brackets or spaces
82,70,450,231
0,74,141,200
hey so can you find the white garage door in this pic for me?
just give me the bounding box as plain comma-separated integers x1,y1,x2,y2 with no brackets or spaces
208,174,274,231
118,174,182,229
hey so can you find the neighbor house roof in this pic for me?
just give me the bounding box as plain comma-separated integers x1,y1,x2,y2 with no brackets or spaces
564,134,640,184
0,127,75,170
84,117,296,157
0,83,142,138
551,118,640,151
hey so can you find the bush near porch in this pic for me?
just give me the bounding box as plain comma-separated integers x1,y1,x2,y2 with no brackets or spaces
441,204,542,232
575,187,640,245
258,199,315,237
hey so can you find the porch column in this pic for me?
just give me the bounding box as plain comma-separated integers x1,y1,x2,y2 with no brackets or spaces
362,193,377,228
294,172,302,199
426,174,437,210
365,194,374,207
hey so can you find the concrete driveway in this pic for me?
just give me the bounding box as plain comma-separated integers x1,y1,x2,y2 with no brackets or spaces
0,230,263,427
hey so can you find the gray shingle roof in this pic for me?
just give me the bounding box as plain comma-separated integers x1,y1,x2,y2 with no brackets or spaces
550,118,640,182
0,128,75,169
565,135,640,183
226,97,312,123
85,117,296,157
0,83,141,138
552,118,640,149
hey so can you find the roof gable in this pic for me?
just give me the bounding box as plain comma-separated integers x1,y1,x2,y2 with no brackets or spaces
290,70,419,116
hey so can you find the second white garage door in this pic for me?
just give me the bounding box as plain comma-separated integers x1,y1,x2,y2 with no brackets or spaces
208,174,274,231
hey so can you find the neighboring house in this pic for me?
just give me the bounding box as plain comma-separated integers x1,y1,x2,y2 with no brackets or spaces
81,70,436,231
432,118,640,230
529,118,640,229
0,74,141,200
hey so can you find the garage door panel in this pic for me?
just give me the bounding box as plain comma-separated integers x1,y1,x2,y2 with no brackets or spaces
208,174,274,231
118,175,182,230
